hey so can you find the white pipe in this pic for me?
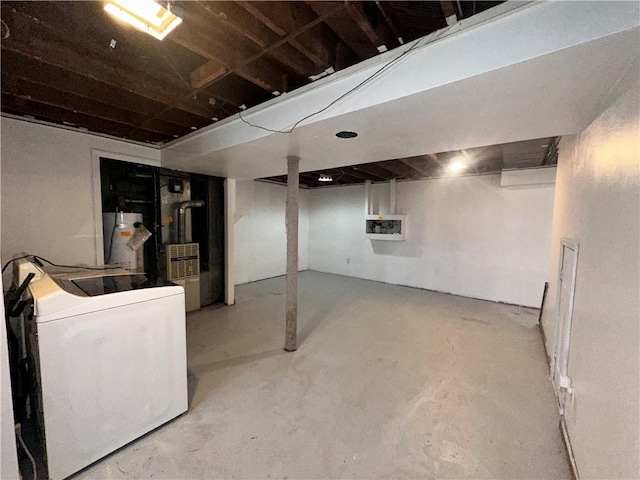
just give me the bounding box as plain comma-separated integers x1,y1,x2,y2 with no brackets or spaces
365,180,371,215
224,179,236,305
390,179,397,215
176,200,205,244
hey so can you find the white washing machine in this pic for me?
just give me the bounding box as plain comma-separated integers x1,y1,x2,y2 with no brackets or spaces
20,261,188,480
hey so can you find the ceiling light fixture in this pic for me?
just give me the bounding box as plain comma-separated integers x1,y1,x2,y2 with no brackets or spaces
336,131,358,139
104,0,182,41
448,156,467,173
318,174,333,182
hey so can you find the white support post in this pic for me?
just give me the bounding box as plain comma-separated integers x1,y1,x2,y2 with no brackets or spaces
365,180,372,215
224,178,236,306
285,156,300,352
390,178,397,215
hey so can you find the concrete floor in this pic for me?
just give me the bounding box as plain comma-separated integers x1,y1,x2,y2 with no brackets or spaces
75,271,569,479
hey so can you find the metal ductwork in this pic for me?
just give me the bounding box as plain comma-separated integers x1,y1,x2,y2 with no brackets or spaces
176,200,204,244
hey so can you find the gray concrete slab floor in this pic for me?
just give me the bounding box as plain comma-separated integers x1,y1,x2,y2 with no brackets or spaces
74,271,569,479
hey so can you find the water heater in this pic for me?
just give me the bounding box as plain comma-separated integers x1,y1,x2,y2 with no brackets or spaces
103,212,144,272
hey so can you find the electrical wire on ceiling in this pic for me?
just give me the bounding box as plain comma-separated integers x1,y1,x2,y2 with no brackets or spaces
1,19,10,40
237,31,435,135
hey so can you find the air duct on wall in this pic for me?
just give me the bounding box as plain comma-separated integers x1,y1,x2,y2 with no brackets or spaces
176,200,204,244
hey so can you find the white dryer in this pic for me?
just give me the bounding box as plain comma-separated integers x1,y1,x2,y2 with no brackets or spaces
21,261,187,480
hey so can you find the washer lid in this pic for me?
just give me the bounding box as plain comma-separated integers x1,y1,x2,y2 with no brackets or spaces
71,275,177,297
30,273,184,323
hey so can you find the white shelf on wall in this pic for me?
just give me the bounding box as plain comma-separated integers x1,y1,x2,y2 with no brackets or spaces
365,214,406,241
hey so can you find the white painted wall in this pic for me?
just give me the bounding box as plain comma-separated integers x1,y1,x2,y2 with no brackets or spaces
0,117,160,273
308,173,555,307
541,78,639,478
234,180,309,285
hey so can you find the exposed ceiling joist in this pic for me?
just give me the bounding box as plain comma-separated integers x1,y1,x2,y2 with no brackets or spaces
0,74,186,138
196,1,314,78
387,159,424,178
237,0,346,73
306,2,377,60
0,5,220,121
440,1,459,25
352,163,397,181
1,93,166,143
399,157,435,177
0,50,196,131
190,61,228,90
346,1,399,51
375,2,403,43
0,0,506,143
262,137,558,188
171,25,289,93
384,160,425,179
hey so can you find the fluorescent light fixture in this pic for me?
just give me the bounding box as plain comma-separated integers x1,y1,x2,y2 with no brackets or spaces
104,0,182,40
318,175,333,182
448,156,467,173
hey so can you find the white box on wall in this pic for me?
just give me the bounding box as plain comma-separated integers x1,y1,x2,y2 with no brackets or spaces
365,214,407,241
501,167,557,188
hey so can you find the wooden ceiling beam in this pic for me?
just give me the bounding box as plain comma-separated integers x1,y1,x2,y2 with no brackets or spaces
172,25,287,93
400,156,438,176
193,1,314,78
170,4,301,93
3,1,236,116
307,2,376,60
375,2,403,43
41,1,243,109
330,170,366,184
352,163,398,180
400,160,431,177
236,57,292,94
290,31,333,71
440,1,459,24
190,62,228,91
343,166,384,181
1,93,167,143
376,160,424,179
1,41,218,121
0,49,198,131
237,1,344,72
299,172,321,186
279,173,318,188
214,1,347,85
0,6,220,120
202,79,254,108
154,108,215,132
345,2,399,51
1,74,188,138
30,1,205,88
346,2,379,46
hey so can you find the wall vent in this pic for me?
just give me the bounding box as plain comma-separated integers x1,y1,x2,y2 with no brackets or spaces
167,243,199,280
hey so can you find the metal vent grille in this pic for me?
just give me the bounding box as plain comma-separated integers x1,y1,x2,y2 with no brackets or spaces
167,243,199,280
